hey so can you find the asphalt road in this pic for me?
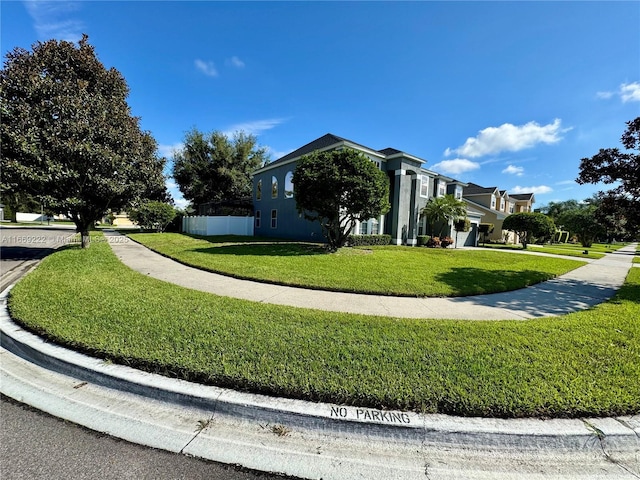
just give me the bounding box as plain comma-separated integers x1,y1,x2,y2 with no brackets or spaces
0,226,292,480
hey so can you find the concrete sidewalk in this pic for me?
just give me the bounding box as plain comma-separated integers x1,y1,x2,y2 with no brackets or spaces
105,231,637,320
2,294,638,480
1,235,639,479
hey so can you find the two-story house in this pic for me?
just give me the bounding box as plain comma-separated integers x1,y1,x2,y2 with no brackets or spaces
252,134,483,247
462,182,535,243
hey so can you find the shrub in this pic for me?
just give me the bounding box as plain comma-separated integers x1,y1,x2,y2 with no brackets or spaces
427,236,441,248
417,235,431,246
129,201,176,232
440,236,454,248
347,234,391,247
454,218,471,232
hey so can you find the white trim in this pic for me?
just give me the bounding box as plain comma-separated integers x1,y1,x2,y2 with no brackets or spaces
419,175,430,198
384,151,427,164
395,169,406,176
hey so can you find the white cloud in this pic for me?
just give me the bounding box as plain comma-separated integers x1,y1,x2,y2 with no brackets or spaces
597,82,640,103
555,179,575,186
227,56,245,68
158,142,184,159
164,177,189,209
511,185,553,195
446,119,566,158
266,146,292,161
596,91,614,100
24,1,84,42
194,59,218,77
223,118,286,136
431,158,480,175
620,82,640,103
502,165,524,176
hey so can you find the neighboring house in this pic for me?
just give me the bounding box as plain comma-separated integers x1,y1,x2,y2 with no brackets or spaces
462,182,535,243
252,133,483,246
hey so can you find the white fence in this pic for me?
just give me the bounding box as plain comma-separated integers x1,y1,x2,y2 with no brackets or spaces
16,212,48,222
182,216,254,236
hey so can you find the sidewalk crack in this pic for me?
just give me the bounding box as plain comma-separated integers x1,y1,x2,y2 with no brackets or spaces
582,419,640,478
180,391,223,454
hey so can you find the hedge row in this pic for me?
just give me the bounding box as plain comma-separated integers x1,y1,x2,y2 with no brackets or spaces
347,234,391,246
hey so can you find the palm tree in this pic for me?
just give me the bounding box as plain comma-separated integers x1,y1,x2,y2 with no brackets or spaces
421,194,467,237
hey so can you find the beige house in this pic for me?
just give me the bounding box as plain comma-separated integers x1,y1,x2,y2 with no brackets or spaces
462,183,535,243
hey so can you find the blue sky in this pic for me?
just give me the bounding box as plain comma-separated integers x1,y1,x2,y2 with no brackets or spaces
3,1,639,209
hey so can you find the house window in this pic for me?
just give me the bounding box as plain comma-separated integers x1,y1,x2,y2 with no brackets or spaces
500,198,505,211
509,202,514,214
491,197,496,209
256,180,262,201
455,186,462,199
255,210,261,228
359,222,368,235
271,176,278,198
370,219,379,234
420,175,429,198
284,171,294,199
438,181,446,197
271,209,277,228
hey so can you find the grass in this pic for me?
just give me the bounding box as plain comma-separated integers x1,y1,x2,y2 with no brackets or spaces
481,243,604,259
7,235,639,418
482,242,633,260
126,233,585,297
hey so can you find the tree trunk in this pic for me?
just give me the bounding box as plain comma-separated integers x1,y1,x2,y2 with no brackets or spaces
74,218,93,249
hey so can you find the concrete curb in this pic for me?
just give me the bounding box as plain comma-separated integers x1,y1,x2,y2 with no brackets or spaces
2,288,640,478
2,286,638,451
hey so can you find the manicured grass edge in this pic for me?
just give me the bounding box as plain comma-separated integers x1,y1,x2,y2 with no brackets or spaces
127,233,586,298
6,238,639,419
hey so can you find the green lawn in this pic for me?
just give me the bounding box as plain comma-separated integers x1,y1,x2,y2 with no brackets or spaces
127,233,585,297
7,236,639,418
481,243,604,259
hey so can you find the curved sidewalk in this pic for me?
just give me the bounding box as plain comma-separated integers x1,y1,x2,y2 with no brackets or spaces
2,292,638,480
2,237,638,479
105,231,637,320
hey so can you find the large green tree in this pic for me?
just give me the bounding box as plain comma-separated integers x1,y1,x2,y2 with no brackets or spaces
172,129,269,209
421,194,467,237
559,205,603,247
538,199,580,224
577,117,640,235
502,212,555,249
1,35,168,247
292,148,390,251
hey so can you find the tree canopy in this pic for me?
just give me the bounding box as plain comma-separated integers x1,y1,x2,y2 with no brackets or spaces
502,212,555,249
538,199,580,224
558,204,603,247
292,148,390,251
172,129,269,209
0,35,168,247
577,117,640,235
129,201,176,232
421,194,467,237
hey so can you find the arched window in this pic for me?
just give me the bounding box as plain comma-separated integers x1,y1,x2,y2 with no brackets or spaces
256,180,262,200
271,176,278,198
284,171,294,199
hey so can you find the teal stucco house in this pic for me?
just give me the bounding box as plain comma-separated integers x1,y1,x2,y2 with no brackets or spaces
251,134,484,246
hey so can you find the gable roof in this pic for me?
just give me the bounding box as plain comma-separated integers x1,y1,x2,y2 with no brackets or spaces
510,193,534,201
255,133,428,174
463,198,508,220
269,133,351,166
463,182,499,195
377,147,402,156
